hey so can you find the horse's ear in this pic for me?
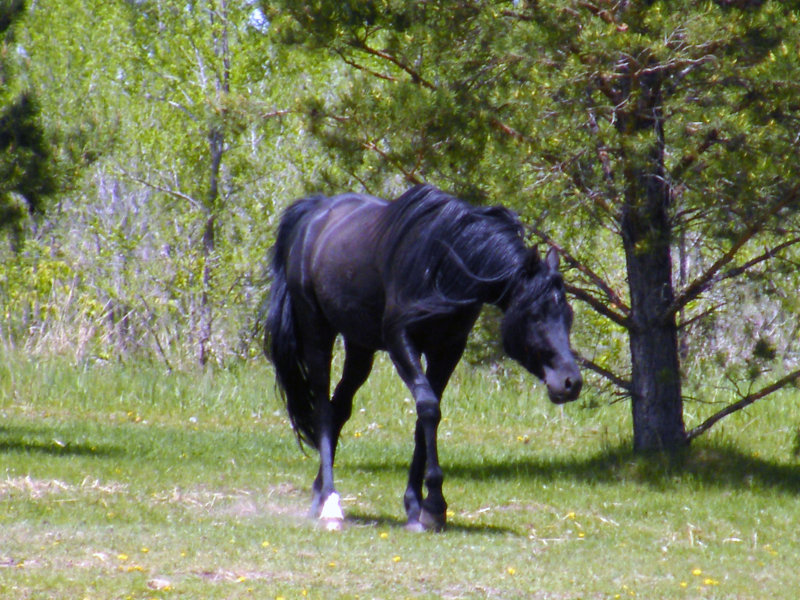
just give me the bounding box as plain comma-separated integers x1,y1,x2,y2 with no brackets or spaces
523,247,541,275
545,247,560,271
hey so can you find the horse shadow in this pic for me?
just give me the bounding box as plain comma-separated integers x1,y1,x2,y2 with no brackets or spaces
344,510,518,535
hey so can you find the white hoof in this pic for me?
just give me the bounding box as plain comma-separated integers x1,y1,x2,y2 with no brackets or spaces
319,492,344,530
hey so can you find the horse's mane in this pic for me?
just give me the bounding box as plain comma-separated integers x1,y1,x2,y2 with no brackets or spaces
379,185,529,325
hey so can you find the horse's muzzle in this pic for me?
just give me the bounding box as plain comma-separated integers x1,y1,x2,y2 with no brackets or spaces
545,366,582,404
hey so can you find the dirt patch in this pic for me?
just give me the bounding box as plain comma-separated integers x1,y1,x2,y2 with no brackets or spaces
0,476,127,500
150,482,308,520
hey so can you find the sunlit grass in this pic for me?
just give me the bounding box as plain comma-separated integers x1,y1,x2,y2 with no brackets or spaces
1,351,799,598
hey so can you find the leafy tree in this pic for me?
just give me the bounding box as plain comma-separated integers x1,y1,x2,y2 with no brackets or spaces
0,0,56,240
117,0,289,365
2,0,313,365
268,0,800,451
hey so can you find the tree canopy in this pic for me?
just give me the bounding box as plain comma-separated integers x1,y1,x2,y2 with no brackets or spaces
267,0,800,450
0,0,57,235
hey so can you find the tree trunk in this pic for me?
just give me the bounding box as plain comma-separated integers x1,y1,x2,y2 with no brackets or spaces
613,58,687,452
624,230,686,452
622,155,686,452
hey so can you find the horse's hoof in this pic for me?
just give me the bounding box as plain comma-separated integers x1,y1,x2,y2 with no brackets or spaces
404,520,427,533
321,518,344,531
418,508,446,532
318,492,344,531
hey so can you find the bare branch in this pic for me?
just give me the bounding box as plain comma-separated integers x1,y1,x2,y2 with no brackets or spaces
566,283,631,329
529,224,631,319
575,352,632,392
686,368,800,442
670,128,720,182
118,168,205,213
334,48,400,83
261,109,293,119
489,116,536,145
665,188,800,319
677,302,723,330
137,294,174,374
348,40,436,90
361,141,422,185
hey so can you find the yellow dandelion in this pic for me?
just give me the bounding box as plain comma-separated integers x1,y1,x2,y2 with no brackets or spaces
262,540,271,548
566,511,576,520
703,578,719,586
379,532,389,539
691,568,702,576
392,555,401,562
328,561,336,567
117,554,129,562
507,567,516,575
140,547,149,553
680,581,688,588
237,575,247,583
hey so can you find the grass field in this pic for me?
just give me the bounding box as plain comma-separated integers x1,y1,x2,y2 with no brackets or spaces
1,351,799,599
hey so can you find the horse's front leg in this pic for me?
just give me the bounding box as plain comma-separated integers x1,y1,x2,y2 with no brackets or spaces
387,331,447,531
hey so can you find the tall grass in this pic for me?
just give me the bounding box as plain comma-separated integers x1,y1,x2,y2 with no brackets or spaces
1,350,799,599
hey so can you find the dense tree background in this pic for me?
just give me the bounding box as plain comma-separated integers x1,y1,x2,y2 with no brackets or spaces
0,0,57,241
2,0,799,450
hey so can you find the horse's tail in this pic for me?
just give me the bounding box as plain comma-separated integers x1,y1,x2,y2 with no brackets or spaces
263,197,324,450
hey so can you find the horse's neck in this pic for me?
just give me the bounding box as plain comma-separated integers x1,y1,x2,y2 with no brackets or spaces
465,243,524,310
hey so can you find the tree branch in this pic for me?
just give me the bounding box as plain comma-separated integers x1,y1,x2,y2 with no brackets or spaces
566,284,631,329
261,109,293,119
361,141,423,185
118,168,205,213
665,189,800,319
335,48,400,83
575,352,632,392
670,128,719,182
686,368,800,442
348,40,436,89
529,224,631,319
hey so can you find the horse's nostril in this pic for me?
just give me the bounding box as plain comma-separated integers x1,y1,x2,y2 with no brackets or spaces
564,377,573,390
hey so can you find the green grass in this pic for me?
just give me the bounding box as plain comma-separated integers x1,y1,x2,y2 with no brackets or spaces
1,352,799,599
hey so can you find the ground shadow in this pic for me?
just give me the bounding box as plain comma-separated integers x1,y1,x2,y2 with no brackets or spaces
350,440,800,496
345,510,517,535
0,425,123,458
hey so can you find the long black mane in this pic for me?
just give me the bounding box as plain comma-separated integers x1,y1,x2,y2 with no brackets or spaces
379,185,529,326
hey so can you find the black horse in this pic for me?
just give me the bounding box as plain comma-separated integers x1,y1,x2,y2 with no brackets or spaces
264,184,581,531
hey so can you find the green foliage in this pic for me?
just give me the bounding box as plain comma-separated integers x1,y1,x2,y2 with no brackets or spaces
0,0,327,366
0,1,57,232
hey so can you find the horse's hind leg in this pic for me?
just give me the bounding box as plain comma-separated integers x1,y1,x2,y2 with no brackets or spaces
311,341,374,528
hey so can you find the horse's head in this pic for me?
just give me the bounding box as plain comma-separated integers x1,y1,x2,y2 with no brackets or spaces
501,247,582,404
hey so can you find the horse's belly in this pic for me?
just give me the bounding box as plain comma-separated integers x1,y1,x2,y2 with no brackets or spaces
313,261,386,349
